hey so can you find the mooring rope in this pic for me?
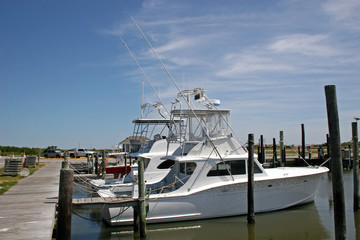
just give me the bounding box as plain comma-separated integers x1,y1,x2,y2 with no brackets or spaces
319,157,331,167
283,140,311,166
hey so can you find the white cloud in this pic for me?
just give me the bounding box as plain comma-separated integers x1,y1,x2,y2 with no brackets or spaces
268,34,339,57
217,54,296,77
323,0,360,20
323,0,360,30
155,37,201,54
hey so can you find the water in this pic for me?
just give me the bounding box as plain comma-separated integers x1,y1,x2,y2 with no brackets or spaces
71,170,360,239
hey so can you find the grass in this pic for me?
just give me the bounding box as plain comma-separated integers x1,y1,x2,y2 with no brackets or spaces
0,163,45,195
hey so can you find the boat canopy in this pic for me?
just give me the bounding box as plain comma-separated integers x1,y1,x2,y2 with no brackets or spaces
170,109,231,141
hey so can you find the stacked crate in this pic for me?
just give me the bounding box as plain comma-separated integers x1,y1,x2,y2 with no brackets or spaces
3,158,23,176
25,156,37,167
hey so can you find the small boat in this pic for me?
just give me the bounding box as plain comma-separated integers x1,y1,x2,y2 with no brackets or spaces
101,88,329,226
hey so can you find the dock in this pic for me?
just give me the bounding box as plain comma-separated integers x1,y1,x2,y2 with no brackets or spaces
0,163,61,240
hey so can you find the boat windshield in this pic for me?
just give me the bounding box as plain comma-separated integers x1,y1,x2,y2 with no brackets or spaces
207,159,263,177
170,109,231,142
206,111,231,138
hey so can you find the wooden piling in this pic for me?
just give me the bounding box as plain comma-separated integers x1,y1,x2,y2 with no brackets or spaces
325,85,346,239
280,131,284,167
260,135,265,164
101,150,106,180
247,134,255,224
272,138,277,168
95,153,99,176
301,123,305,162
37,148,41,165
62,151,69,169
124,154,128,175
57,168,74,240
352,122,360,211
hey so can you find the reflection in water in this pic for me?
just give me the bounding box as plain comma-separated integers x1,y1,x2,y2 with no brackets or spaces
247,223,255,240
72,171,359,240
355,210,360,240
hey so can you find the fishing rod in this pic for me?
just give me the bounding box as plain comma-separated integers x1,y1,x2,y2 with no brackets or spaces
120,37,183,154
131,16,247,153
130,16,236,180
120,37,171,118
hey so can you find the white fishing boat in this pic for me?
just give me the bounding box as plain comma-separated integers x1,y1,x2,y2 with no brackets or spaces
90,102,181,191
100,88,329,226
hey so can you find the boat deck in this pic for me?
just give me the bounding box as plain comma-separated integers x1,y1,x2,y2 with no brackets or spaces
0,163,60,240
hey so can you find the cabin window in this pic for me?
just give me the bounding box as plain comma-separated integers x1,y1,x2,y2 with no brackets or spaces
207,160,246,176
144,158,151,169
230,160,246,175
254,163,263,174
157,159,175,169
180,162,197,175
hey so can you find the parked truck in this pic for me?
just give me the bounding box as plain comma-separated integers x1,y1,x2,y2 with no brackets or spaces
68,148,96,158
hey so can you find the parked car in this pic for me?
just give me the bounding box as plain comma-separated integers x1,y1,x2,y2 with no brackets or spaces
68,148,96,158
43,149,64,158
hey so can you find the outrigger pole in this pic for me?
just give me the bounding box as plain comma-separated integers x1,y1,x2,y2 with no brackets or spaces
120,37,171,118
130,16,235,180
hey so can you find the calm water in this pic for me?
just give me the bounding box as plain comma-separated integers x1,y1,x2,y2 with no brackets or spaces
71,170,360,240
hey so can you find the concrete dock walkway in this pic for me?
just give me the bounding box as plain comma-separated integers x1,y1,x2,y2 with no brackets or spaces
0,163,61,240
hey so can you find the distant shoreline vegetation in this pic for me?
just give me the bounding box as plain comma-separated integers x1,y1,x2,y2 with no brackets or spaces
1,142,358,157
0,146,41,156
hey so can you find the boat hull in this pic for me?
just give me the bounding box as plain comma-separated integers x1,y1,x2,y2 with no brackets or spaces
102,171,326,226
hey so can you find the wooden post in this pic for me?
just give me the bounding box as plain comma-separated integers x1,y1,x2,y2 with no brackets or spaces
325,85,346,239
95,153,99,176
280,131,284,167
272,138,277,168
124,154,128,175
301,123,305,162
247,133,255,224
101,150,106,180
62,151,69,169
260,135,265,164
57,168,73,240
352,122,360,211
257,144,260,162
137,158,147,237
37,148,41,165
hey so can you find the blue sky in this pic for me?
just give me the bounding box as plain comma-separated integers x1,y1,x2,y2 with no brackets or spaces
1,0,359,149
